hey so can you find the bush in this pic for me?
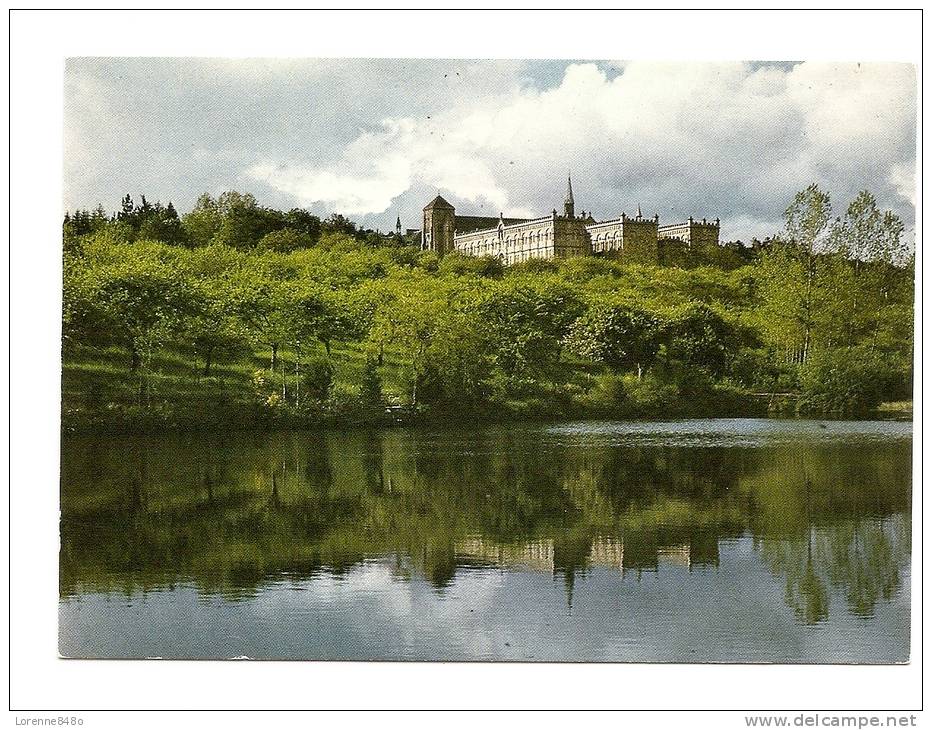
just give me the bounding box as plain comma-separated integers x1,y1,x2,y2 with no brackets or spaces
576,372,628,414
303,356,335,402
257,229,314,252
797,347,903,415
438,253,503,278
359,357,383,406
624,373,679,415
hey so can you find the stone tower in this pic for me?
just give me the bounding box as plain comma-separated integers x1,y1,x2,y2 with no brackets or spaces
396,214,402,235
422,195,455,254
564,174,575,218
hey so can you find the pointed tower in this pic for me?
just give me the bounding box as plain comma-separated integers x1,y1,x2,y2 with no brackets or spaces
396,214,402,235
422,195,455,254
564,174,575,218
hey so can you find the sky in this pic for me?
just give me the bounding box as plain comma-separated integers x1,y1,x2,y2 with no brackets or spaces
64,58,917,243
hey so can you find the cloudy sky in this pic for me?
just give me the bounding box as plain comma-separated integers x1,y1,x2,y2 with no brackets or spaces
64,58,916,242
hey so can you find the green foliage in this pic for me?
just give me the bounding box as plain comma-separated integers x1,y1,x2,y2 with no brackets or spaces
479,276,582,375
302,356,335,402
798,347,908,415
61,185,915,428
437,252,503,278
258,228,314,252
566,302,662,375
664,303,753,376
359,356,383,406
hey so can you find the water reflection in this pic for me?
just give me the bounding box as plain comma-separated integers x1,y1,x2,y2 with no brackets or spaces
59,419,911,660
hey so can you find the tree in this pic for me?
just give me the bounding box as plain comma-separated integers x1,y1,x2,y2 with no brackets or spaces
181,193,222,247
234,263,292,371
286,282,362,356
665,303,751,377
83,252,191,369
213,191,285,249
566,302,662,378
284,208,322,242
136,200,187,245
756,185,833,365
359,356,383,406
322,213,358,237
478,276,582,375
257,228,314,253
183,276,250,376
830,190,907,264
781,184,832,363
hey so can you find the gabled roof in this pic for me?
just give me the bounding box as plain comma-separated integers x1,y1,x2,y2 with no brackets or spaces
424,195,455,211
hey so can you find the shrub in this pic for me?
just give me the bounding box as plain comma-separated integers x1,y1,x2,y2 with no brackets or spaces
438,253,503,278
257,229,314,252
576,372,628,415
303,356,335,402
624,373,679,415
797,347,901,415
359,356,383,406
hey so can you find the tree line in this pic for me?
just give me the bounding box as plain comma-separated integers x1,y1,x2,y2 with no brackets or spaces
61,184,914,430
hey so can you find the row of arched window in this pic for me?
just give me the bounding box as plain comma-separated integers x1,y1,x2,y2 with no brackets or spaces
457,227,555,257
591,230,624,253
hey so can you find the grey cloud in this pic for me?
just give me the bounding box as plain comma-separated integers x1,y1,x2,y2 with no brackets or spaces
64,58,916,243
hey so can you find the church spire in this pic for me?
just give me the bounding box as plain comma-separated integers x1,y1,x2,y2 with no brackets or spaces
396,214,401,235
564,173,575,218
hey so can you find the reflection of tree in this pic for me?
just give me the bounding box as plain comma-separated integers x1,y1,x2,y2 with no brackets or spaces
746,440,910,623
823,515,910,617
762,535,829,625
757,505,909,623
60,426,911,622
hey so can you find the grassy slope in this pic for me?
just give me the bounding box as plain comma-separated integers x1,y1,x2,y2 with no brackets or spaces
63,341,409,415
62,340,772,434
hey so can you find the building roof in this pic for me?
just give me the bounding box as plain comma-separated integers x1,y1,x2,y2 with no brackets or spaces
424,195,455,211
455,215,530,234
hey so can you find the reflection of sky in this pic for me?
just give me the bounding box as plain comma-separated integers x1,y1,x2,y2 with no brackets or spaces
544,418,913,448
59,537,910,663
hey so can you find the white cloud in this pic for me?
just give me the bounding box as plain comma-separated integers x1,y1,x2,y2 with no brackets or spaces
889,161,916,207
63,59,916,241
246,61,915,241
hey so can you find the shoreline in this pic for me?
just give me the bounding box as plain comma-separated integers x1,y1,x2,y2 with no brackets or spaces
60,400,913,438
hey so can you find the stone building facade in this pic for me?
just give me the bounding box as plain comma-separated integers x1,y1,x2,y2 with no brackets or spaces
586,211,660,265
421,176,721,266
657,217,721,250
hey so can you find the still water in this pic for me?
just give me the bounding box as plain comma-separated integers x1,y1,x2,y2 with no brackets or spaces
59,418,912,662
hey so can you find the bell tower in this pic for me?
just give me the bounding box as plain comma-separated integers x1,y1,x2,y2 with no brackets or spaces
422,195,456,255
564,174,575,218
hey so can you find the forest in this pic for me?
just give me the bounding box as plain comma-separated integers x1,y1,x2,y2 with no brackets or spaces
61,185,914,433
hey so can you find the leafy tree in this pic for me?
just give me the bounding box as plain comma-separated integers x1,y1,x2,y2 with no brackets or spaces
181,193,223,247
302,356,334,402
830,190,907,264
322,213,358,237
665,303,752,377
479,276,582,375
258,228,314,252
81,251,192,369
183,275,250,376
137,201,187,245
798,346,903,414
566,302,663,378
284,208,322,242
359,356,383,406
213,191,284,249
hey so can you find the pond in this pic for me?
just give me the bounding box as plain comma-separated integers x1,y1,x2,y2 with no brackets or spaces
59,418,912,662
